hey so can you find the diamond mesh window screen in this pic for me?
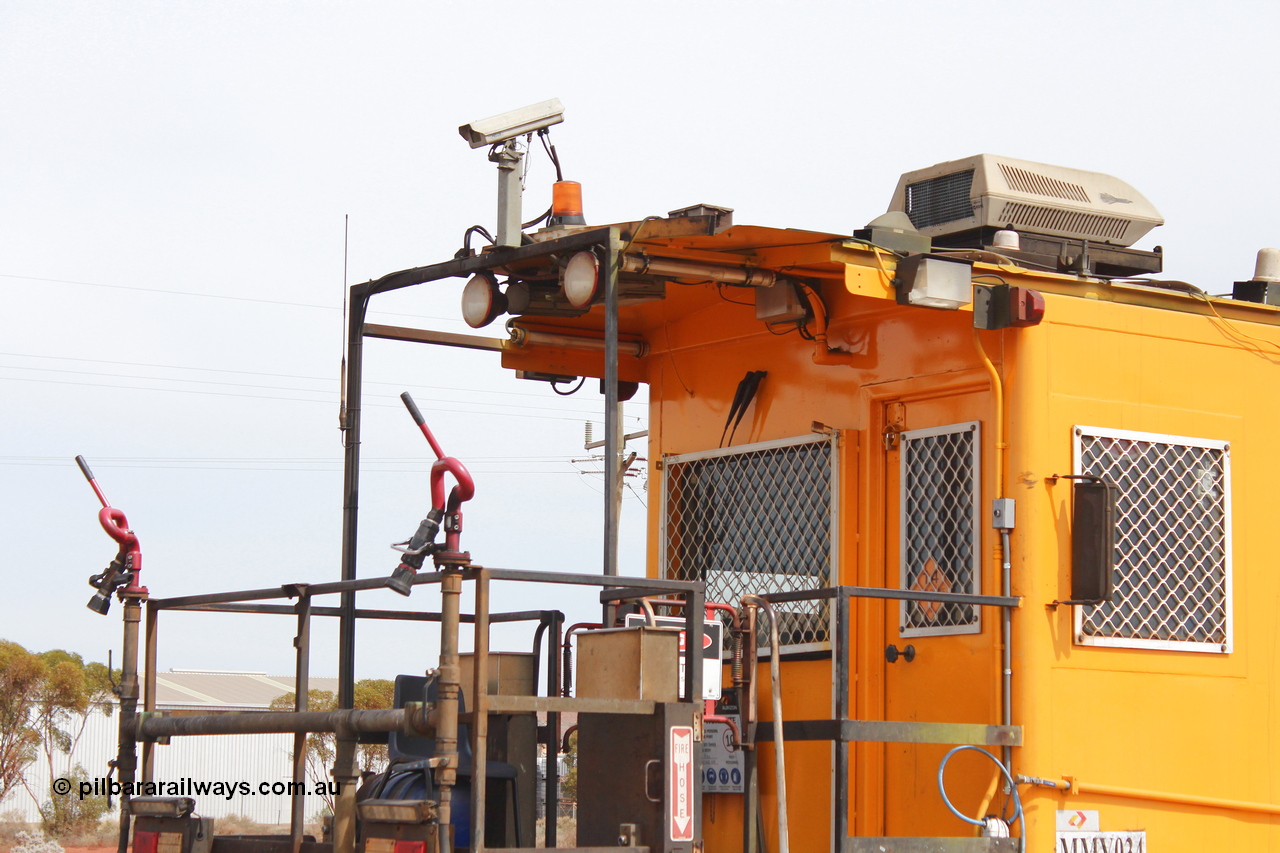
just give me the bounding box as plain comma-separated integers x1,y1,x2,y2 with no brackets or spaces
662,434,836,650
900,422,982,637
1074,426,1232,652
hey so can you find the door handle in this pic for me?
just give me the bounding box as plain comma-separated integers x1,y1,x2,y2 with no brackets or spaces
885,644,916,663
643,759,661,802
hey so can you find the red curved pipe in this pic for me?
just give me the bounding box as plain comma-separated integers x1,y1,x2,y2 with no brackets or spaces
97,506,144,592
430,456,475,510
98,506,137,548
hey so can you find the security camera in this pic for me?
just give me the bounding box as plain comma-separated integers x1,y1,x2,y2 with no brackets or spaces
458,98,565,149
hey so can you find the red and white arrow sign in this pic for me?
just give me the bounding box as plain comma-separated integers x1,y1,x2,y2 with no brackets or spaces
670,725,695,841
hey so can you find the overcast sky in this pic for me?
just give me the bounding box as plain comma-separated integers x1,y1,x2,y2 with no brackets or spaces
3,1,1277,682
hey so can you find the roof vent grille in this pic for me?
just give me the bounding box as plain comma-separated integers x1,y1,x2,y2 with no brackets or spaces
997,164,1090,203
886,155,1162,247
997,201,1130,242
905,169,975,230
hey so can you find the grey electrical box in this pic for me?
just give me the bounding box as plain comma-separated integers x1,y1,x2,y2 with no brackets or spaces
755,281,807,325
991,498,1016,530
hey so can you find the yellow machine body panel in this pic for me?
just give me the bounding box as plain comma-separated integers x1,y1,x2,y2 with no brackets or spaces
496,223,1280,851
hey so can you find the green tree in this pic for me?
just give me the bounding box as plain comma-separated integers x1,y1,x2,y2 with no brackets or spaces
0,641,45,805
30,650,115,780
0,641,117,837
558,738,577,803
271,679,394,811
39,765,111,837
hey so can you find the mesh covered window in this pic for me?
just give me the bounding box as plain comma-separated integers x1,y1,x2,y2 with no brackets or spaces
662,434,836,651
899,422,982,637
1074,426,1233,653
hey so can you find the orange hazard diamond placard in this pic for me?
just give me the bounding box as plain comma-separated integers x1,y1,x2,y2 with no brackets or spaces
911,557,951,623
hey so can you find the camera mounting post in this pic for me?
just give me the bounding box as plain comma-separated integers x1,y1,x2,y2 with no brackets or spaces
458,98,564,248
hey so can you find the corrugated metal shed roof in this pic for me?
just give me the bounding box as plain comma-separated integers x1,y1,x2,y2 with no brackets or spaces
152,669,339,710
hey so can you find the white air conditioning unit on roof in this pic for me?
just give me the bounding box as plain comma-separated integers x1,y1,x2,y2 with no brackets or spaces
887,154,1163,247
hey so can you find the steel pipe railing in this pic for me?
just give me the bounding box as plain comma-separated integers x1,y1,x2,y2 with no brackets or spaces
136,704,434,739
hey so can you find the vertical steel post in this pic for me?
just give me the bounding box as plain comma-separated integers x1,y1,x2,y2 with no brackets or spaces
492,143,524,248
684,589,704,705
116,597,142,853
436,569,464,853
471,570,491,851
544,614,562,849
602,230,621,577
742,606,759,853
332,735,358,853
833,589,850,850
141,603,158,785
291,591,312,853
334,287,367,853
339,287,368,711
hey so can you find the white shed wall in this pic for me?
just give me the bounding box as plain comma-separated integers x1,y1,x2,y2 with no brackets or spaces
0,709,313,825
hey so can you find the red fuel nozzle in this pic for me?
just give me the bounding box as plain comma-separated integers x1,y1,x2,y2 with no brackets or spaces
76,456,146,613
387,395,477,595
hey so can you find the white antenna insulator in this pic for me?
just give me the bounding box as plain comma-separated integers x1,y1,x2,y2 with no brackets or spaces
993,229,1021,252
1253,248,1280,282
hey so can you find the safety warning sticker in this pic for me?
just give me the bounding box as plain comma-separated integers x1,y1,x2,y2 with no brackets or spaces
701,689,743,794
670,725,695,841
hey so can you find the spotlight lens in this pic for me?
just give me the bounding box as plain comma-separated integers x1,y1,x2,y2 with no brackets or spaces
461,273,504,328
563,251,599,308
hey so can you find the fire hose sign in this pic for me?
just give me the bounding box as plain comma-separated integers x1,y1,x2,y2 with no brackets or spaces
670,725,695,841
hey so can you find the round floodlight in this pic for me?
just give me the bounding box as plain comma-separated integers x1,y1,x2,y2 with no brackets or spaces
563,251,600,308
461,272,506,328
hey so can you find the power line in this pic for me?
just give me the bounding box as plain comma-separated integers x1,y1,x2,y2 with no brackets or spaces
1,271,349,310
15,454,578,460
0,351,649,409
0,374,645,424
0,271,456,322
0,459,586,474
0,453,588,473
0,363,620,419
0,453,578,460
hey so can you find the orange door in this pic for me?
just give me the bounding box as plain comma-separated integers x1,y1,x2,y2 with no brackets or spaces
879,391,997,836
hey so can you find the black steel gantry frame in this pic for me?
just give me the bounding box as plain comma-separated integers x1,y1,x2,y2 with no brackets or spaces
125,227,708,853
122,223,1025,853
333,226,1024,852
138,568,708,853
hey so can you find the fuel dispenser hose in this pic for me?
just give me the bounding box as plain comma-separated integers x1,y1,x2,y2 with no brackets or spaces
937,745,1023,829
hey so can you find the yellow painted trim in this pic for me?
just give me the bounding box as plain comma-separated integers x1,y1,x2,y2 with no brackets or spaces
1031,776,1280,817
